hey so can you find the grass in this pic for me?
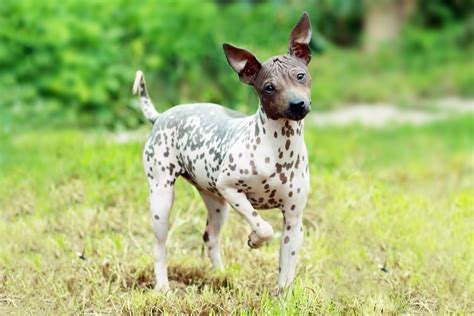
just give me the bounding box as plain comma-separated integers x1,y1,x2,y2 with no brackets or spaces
0,114,473,314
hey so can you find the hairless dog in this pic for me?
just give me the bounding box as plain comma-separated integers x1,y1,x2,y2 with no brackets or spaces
133,12,312,292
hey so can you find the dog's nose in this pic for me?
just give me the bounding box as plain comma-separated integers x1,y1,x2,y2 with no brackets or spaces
287,99,310,120
289,100,306,109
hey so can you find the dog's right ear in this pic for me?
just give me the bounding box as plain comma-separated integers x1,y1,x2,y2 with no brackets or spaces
223,43,262,85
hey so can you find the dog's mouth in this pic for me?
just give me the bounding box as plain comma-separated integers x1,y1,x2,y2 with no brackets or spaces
285,106,310,121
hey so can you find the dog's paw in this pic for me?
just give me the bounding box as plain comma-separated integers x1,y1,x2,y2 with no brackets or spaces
153,283,170,293
247,237,259,249
247,230,269,249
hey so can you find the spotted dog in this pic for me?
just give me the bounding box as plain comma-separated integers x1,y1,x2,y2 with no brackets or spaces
133,13,313,292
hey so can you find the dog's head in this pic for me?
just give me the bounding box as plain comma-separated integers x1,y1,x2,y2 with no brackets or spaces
223,13,312,121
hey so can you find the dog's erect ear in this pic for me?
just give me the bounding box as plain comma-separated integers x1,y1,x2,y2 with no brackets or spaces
223,43,262,85
289,12,312,64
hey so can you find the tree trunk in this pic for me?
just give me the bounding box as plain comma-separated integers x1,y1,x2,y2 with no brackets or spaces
363,0,418,53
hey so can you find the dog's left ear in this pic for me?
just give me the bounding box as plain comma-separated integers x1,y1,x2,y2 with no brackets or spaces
289,12,312,64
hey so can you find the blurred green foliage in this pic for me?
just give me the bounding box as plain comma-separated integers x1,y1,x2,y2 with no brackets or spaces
0,0,472,129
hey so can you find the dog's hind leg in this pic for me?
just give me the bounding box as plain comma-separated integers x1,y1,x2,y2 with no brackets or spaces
147,180,175,291
144,141,180,291
199,191,229,270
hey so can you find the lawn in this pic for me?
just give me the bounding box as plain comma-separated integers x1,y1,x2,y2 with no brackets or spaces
0,114,472,314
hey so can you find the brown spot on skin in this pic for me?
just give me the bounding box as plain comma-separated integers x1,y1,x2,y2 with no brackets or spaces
154,214,160,220
216,208,221,213
285,139,291,150
274,131,278,138
295,155,301,169
279,173,288,184
284,236,290,244
256,137,261,144
279,152,283,159
289,191,293,197
250,160,258,175
276,163,283,173
203,231,209,242
287,225,291,231
265,157,270,163
252,211,258,216
291,251,295,256
291,205,296,211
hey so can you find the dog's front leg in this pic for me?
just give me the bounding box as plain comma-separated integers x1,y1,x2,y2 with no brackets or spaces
218,186,274,248
278,207,305,290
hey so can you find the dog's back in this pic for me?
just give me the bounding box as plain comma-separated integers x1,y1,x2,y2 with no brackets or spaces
143,103,250,195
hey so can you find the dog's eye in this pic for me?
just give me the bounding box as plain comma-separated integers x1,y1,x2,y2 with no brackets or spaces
264,84,275,93
297,73,305,81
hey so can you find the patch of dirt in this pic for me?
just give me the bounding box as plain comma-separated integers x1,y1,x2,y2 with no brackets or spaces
312,97,473,127
168,264,232,291
120,263,232,292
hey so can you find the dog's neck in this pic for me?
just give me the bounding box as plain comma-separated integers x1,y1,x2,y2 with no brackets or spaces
253,105,305,151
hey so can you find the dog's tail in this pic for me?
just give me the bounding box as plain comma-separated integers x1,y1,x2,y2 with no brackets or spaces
133,70,159,124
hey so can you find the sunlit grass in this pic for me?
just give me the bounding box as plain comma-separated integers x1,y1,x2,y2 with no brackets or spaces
0,115,472,314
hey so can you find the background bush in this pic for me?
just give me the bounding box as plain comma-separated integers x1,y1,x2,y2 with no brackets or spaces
0,0,472,129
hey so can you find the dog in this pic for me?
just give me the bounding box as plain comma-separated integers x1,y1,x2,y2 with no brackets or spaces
133,12,312,292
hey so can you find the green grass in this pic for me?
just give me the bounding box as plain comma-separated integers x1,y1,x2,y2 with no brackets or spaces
0,115,473,314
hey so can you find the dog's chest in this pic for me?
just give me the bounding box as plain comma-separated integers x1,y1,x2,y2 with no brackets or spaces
223,127,309,210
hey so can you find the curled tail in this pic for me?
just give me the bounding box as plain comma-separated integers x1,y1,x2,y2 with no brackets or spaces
133,70,159,124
